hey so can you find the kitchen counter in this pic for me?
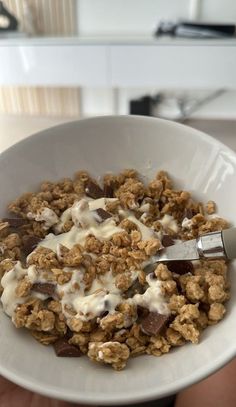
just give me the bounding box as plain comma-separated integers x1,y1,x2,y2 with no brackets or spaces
0,115,72,153
1,36,236,46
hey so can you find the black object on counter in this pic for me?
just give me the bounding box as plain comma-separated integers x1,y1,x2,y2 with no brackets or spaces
130,94,163,116
155,20,236,39
130,96,153,116
0,1,18,31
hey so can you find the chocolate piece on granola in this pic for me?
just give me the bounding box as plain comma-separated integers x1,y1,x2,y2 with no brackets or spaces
100,310,109,318
165,261,194,275
148,272,157,280
141,312,169,336
85,180,104,199
137,306,149,319
3,217,28,228
104,181,119,198
123,279,145,299
162,235,175,247
104,184,114,198
54,338,82,357
182,208,194,220
22,236,41,256
32,282,55,297
96,208,112,222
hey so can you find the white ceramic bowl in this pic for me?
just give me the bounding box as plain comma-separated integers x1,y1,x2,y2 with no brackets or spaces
0,116,236,405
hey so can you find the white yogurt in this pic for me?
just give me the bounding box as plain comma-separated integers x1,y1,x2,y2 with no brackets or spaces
132,274,170,315
1,196,171,322
159,214,179,233
27,208,58,230
182,217,193,229
39,198,124,252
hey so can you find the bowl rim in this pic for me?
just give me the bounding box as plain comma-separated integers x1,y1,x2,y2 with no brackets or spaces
0,345,235,405
0,115,236,405
1,114,236,163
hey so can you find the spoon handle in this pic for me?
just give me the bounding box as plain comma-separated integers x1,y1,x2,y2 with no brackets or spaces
222,227,236,260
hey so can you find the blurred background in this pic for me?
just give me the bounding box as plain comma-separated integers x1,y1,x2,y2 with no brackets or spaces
0,0,236,152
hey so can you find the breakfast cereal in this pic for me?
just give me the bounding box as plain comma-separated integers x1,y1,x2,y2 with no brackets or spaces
0,170,230,370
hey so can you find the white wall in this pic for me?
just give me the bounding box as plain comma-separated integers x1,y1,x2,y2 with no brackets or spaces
201,0,236,22
77,0,190,36
77,0,236,36
81,88,114,116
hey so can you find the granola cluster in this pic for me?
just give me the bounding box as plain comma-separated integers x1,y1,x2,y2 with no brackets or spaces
0,169,230,370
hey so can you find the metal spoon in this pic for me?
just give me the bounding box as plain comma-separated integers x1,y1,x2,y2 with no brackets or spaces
150,228,236,264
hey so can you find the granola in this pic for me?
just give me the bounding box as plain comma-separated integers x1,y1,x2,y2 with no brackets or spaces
0,169,230,370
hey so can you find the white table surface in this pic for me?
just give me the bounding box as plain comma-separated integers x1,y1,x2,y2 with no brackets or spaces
0,115,235,154
0,115,72,153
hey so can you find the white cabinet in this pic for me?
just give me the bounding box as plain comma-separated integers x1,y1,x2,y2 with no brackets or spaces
0,45,108,86
110,44,236,88
0,38,236,88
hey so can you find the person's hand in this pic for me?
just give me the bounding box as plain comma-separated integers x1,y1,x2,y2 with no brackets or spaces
0,375,77,407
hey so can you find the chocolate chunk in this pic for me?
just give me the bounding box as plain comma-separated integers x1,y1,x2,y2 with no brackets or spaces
3,217,28,227
103,181,119,198
54,338,82,357
165,260,194,275
100,310,109,318
148,272,157,280
162,234,175,247
99,300,110,317
137,306,149,319
65,329,74,340
182,208,194,220
85,180,104,199
22,236,41,256
96,208,112,221
32,282,55,297
141,312,169,336
123,279,145,299
104,184,114,198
